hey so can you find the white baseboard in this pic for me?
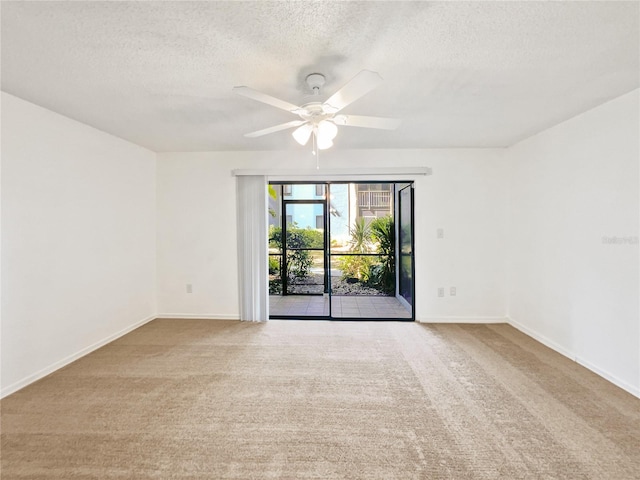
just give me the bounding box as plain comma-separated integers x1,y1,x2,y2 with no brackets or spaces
155,313,241,320
1,314,157,399
417,316,508,324
507,316,640,399
506,316,575,360
576,356,640,398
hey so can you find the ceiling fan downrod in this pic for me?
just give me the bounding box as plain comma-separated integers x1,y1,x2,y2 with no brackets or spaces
305,73,325,96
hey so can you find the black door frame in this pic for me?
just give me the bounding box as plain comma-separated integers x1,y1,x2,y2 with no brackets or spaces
282,198,328,296
269,181,415,321
397,183,415,313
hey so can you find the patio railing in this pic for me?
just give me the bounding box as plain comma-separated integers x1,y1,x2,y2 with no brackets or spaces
358,191,391,209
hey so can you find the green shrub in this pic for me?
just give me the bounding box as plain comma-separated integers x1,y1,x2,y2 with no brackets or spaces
286,249,313,279
268,224,319,281
269,278,282,295
268,256,281,275
338,254,376,282
298,228,324,249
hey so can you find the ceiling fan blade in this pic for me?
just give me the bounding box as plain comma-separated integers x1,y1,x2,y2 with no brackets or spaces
333,114,401,130
244,120,306,138
233,86,300,113
323,70,383,113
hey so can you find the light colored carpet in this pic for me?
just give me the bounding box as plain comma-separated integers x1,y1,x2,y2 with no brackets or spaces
2,320,639,479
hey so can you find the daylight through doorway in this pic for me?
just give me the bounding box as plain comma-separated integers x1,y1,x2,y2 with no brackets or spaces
268,182,414,320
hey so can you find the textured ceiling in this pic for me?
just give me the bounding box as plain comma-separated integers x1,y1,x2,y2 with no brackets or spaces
2,1,638,152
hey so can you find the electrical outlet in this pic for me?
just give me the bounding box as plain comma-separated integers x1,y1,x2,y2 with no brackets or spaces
438,287,445,297
450,287,456,296
186,284,193,294
437,228,444,239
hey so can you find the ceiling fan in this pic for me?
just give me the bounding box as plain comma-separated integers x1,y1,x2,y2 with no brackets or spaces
233,70,400,152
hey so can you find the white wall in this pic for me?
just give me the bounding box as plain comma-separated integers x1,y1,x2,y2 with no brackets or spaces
3,88,636,398
507,89,639,396
156,149,508,321
1,93,157,396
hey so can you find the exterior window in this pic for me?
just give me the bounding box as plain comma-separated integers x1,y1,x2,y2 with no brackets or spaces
316,215,323,229
286,215,293,226
315,184,325,197
283,184,292,196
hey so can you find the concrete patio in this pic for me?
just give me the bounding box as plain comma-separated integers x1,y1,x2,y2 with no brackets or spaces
269,295,411,319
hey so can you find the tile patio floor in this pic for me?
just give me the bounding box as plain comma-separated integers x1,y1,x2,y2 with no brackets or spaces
269,295,411,319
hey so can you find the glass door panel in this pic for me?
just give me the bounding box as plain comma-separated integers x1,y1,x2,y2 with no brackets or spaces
398,184,414,308
328,182,410,319
327,183,351,254
283,202,326,295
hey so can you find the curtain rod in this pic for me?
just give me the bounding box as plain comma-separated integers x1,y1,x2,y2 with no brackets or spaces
231,167,432,177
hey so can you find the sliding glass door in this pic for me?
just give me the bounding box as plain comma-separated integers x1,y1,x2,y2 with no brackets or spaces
269,181,414,320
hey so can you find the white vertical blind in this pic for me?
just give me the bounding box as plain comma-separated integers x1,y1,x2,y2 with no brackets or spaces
236,175,268,322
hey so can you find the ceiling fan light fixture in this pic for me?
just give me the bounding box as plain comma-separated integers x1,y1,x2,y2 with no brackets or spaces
292,123,313,145
317,120,338,141
317,136,334,150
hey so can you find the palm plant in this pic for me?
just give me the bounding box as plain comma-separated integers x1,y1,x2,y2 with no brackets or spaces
338,218,374,282
369,216,395,294
348,217,373,253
